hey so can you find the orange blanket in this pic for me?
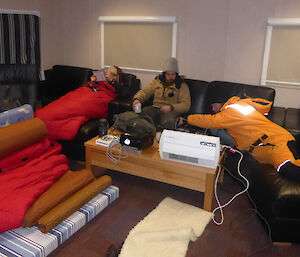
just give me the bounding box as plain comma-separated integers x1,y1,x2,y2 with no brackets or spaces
23,169,95,227
0,118,47,159
38,175,112,233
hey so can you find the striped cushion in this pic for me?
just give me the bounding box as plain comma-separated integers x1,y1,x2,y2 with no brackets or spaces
0,185,119,257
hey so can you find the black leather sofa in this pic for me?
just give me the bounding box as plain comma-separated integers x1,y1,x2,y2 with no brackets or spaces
109,79,299,135
38,65,141,160
0,64,39,111
109,78,300,243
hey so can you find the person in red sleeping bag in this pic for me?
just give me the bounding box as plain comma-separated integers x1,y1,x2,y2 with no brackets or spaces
35,66,128,140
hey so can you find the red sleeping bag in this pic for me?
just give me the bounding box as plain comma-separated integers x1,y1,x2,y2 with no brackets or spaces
0,137,69,233
35,81,118,140
0,137,61,173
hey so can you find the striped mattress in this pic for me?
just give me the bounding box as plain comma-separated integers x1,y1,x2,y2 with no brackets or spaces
0,185,119,257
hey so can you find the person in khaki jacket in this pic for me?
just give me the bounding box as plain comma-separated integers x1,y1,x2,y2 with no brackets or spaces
132,57,191,130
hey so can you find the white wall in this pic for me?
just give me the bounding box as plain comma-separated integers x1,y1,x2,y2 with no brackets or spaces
2,0,300,108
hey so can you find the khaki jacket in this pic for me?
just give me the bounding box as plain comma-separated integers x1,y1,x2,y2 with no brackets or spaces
187,96,296,169
133,78,191,114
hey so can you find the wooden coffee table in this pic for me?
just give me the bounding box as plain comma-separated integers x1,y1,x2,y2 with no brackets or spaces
85,135,224,211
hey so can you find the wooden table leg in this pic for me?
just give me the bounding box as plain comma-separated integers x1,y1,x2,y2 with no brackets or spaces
203,173,216,212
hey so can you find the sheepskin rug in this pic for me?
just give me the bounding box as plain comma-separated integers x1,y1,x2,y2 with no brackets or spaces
119,197,211,257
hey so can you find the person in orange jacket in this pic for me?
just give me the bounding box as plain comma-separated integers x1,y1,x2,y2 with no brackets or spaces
185,91,300,182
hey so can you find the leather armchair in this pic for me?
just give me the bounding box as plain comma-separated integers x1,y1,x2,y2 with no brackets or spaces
62,72,140,160
39,65,141,161
0,64,39,111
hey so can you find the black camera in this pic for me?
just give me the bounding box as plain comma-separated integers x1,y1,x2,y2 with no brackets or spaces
120,133,154,150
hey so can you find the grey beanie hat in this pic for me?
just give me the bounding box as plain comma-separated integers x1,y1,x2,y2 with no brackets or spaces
163,57,178,73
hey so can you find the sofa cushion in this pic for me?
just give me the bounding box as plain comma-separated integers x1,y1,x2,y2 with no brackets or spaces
208,81,246,99
205,81,276,118
121,73,140,97
242,84,275,102
208,81,275,103
47,65,93,98
267,106,286,127
185,79,209,114
285,108,300,135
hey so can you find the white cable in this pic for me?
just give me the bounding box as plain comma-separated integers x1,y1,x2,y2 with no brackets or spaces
223,162,274,257
212,146,249,225
203,119,211,136
106,144,128,164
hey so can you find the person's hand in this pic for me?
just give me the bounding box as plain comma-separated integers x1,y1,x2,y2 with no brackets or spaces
110,78,116,85
177,117,188,128
90,75,96,82
160,105,172,113
132,99,141,110
178,117,184,126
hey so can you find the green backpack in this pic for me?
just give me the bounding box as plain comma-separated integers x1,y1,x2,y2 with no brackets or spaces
112,111,156,135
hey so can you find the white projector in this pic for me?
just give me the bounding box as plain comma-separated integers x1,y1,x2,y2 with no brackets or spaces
159,130,220,169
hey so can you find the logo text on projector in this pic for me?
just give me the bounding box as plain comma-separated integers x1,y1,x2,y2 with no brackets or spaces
200,141,216,147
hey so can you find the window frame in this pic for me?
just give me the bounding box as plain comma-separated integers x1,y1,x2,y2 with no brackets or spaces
0,9,40,16
261,18,300,89
98,16,177,73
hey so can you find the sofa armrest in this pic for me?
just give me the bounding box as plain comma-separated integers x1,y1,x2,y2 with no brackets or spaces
108,98,133,125
39,68,55,99
108,100,120,126
44,68,54,81
225,150,300,242
294,133,300,153
0,64,39,109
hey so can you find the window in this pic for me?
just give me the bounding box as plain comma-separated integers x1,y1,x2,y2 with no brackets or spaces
0,9,40,66
261,18,300,89
99,16,177,72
